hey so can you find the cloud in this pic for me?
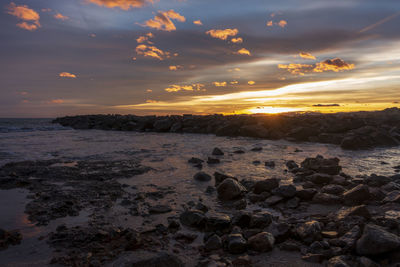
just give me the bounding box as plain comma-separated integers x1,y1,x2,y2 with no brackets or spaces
146,99,159,103
54,13,69,21
267,19,287,28
165,83,204,92
279,58,354,75
231,37,243,43
359,12,400,33
146,89,153,92
299,52,316,60
206,28,238,40
143,10,185,31
248,81,256,85
50,99,65,104
86,0,152,10
135,44,172,60
314,58,355,72
6,2,41,31
236,48,251,56
230,81,239,84
193,20,203,26
213,82,227,87
169,65,182,71
59,72,77,78
312,104,340,107
136,32,154,43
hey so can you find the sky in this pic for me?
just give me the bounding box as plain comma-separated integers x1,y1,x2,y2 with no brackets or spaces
1,0,400,117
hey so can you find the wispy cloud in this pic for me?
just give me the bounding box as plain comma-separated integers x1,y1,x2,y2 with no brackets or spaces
231,37,243,43
59,72,77,78
54,13,69,21
206,28,238,40
279,58,354,75
267,20,287,28
236,48,251,56
193,20,202,25
135,44,172,60
6,2,41,31
299,52,316,60
165,83,204,92
359,12,400,33
143,10,185,31
86,0,152,10
213,81,227,87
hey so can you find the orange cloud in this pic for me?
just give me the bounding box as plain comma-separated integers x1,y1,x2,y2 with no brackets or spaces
213,82,227,87
135,44,171,60
54,13,69,21
146,99,159,103
299,52,316,60
165,83,204,93
206,28,238,40
248,81,256,85
314,58,355,72
193,20,202,25
136,32,154,43
267,19,287,28
169,65,182,71
278,58,354,75
146,89,153,92
231,37,243,43
59,72,77,78
236,48,251,56
143,10,185,31
230,81,239,84
6,2,41,31
266,21,274,27
86,0,152,10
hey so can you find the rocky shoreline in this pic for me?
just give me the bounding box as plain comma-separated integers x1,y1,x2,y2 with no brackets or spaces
1,148,400,266
52,108,400,150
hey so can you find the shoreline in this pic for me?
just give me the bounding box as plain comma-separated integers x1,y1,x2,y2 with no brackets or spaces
53,107,400,150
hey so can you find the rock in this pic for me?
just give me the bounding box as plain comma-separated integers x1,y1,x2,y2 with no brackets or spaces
188,157,204,164
174,231,198,243
232,255,252,266
194,171,212,182
267,222,291,243
207,157,220,164
301,155,342,175
206,213,231,232
251,146,263,152
170,122,182,132
234,150,245,154
264,195,283,206
322,231,338,239
302,254,324,263
343,184,370,205
272,184,296,198
338,225,361,250
248,232,275,252
286,160,299,170
313,193,342,204
336,205,370,220
307,173,333,185
205,234,222,251
364,174,391,187
247,192,270,203
296,220,322,244
279,240,302,251
239,125,269,138
296,188,317,200
249,212,273,228
358,256,379,267
153,118,173,132
356,224,400,255
227,234,247,254
232,212,252,228
382,190,400,203
149,205,172,214
109,250,183,267
212,147,224,156
179,210,206,228
327,256,350,267
322,184,345,195
265,161,275,168
286,197,300,208
0,229,22,250
214,172,236,186
253,178,280,194
382,182,400,192
217,178,246,200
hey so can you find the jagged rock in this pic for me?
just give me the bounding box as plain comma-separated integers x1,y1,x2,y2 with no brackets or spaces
153,118,173,132
232,212,252,228
296,220,322,244
109,250,183,267
286,160,299,171
214,172,236,186
217,178,246,200
212,147,224,156
343,185,370,205
188,157,204,164
301,155,342,175
248,232,275,252
249,212,273,228
327,256,351,267
205,234,222,251
179,210,206,228
207,157,220,164
322,184,345,195
336,205,370,220
205,213,231,232
356,224,400,255
338,225,361,250
313,193,342,204
382,190,400,203
296,188,317,200
193,171,212,182
0,229,22,250
264,195,284,206
272,184,296,198
307,173,333,185
364,174,391,187
253,178,280,194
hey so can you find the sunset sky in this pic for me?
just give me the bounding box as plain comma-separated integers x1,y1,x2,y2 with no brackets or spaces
1,0,400,117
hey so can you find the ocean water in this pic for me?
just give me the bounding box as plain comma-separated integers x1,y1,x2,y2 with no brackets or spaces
0,118,399,266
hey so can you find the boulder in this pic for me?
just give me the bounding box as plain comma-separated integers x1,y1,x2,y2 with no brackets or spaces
313,193,342,205
343,185,370,205
227,234,247,254
296,220,322,244
110,250,183,267
212,147,224,156
382,190,400,203
272,184,297,198
336,205,370,220
248,232,275,252
217,178,246,200
153,118,173,132
307,173,333,185
249,212,273,228
204,234,222,251
179,210,206,228
253,178,280,194
356,224,400,255
322,184,345,195
205,213,231,232
193,171,212,182
301,155,342,175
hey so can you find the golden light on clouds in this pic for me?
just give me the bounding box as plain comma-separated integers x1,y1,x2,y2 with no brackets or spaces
54,13,69,21
6,2,41,31
135,44,171,60
299,52,316,60
231,37,243,43
213,81,227,87
206,28,238,40
248,81,255,85
169,65,182,71
246,106,300,114
143,10,185,31
193,20,203,25
50,99,65,104
86,0,152,10
267,19,287,28
165,83,205,92
278,58,354,75
236,48,251,56
59,72,77,78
